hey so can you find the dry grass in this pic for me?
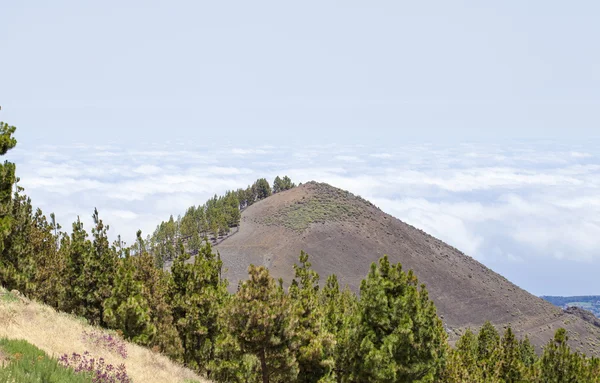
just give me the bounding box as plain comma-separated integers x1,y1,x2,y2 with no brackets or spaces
0,288,210,383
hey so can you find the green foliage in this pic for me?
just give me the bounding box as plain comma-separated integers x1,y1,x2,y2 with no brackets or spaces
28,209,65,308
498,327,524,383
476,321,501,379
441,329,480,382
519,335,537,367
289,252,335,383
0,338,91,383
0,123,36,295
62,210,117,326
1,289,20,303
273,176,296,194
261,184,364,232
103,255,155,345
0,122,17,257
320,274,359,382
353,255,447,382
477,321,500,361
171,241,228,376
0,190,37,295
224,265,298,383
152,214,178,268
442,325,600,382
130,231,183,359
539,328,583,383
148,177,275,266
62,217,91,315
252,178,272,201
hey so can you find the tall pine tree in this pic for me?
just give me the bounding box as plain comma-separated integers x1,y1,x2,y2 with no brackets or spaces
289,252,335,383
171,241,228,376
226,265,298,383
354,255,447,382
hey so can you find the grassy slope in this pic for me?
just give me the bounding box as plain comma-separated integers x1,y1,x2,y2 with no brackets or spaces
0,287,209,383
0,338,91,382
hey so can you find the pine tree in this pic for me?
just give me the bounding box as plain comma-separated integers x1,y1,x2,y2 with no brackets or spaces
171,241,228,376
196,205,208,237
587,357,600,383
103,255,155,344
180,206,197,239
224,192,241,227
0,121,17,258
476,321,501,379
0,122,37,295
246,185,256,206
320,274,359,383
289,252,335,383
446,329,480,381
62,210,118,325
87,208,118,325
273,176,296,193
519,335,537,368
252,178,272,201
273,176,283,193
282,176,295,191
539,328,582,383
62,217,93,317
29,208,66,308
226,265,298,383
130,231,183,359
354,255,447,382
498,326,524,383
0,187,36,294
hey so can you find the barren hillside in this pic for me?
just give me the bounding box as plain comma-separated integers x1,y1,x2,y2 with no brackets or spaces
216,181,600,355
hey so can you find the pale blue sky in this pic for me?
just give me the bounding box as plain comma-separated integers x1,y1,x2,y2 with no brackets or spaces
2,2,600,295
2,1,599,145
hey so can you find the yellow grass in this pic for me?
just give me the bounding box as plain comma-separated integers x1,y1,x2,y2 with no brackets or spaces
0,287,210,383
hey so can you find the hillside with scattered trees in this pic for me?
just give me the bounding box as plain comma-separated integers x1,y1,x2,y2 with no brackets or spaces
2,120,600,382
146,175,294,268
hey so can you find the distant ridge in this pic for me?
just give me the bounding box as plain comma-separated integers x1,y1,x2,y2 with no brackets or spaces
215,181,600,355
542,295,600,318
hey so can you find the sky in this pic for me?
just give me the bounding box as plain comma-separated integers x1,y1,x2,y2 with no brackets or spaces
1,2,599,296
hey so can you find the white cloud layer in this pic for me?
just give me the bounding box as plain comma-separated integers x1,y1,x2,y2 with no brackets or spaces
10,140,600,295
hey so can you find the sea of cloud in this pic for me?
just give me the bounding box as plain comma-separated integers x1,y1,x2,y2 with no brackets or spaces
10,140,600,295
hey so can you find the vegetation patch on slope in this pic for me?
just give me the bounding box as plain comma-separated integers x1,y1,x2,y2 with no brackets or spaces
0,338,90,383
261,182,374,231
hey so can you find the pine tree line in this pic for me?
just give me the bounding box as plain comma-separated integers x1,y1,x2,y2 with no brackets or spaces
442,322,600,382
147,176,294,267
1,122,600,382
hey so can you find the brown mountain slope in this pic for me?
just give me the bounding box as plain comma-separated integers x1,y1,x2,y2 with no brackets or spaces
216,181,600,355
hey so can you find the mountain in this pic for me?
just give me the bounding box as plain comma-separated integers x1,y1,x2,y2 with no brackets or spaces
215,181,600,355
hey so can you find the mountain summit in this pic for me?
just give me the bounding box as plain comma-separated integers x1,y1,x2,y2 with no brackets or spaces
216,181,600,354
